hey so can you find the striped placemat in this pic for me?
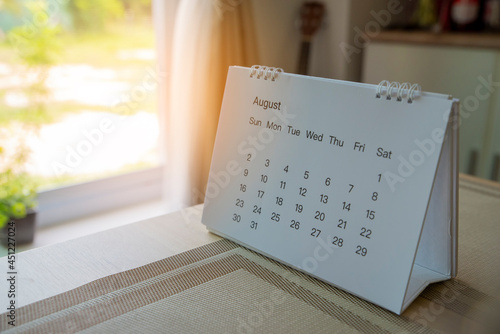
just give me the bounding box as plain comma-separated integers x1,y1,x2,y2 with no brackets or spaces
1,238,498,333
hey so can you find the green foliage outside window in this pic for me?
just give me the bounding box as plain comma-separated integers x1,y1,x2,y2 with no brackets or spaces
67,0,125,32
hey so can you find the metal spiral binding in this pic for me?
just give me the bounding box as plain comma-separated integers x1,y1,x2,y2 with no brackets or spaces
376,80,421,103
250,65,283,81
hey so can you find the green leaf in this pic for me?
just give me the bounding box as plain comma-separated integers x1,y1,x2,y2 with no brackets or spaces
10,202,26,219
0,213,8,229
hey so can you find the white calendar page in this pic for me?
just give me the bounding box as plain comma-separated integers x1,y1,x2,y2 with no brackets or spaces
202,66,455,314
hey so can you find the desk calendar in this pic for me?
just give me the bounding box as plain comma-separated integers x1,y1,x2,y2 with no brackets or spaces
202,65,459,314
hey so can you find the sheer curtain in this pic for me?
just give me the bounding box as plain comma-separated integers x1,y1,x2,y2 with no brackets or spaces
165,0,259,210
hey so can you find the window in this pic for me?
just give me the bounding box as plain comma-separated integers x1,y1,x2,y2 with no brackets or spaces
0,0,167,225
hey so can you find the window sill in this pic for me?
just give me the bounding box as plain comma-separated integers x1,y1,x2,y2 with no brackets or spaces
37,166,163,227
3,199,168,254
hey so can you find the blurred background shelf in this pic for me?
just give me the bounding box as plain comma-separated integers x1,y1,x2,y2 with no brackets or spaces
371,30,500,49
362,31,500,181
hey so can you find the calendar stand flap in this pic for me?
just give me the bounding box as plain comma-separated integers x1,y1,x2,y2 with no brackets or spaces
413,112,457,277
402,264,450,312
450,101,459,278
402,102,459,313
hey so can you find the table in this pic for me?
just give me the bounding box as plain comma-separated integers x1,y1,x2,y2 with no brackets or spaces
1,175,499,333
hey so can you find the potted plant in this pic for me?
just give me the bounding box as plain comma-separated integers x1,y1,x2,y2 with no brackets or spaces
0,1,61,246
0,146,38,246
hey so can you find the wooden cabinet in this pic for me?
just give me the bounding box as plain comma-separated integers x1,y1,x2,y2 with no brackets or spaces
362,33,500,181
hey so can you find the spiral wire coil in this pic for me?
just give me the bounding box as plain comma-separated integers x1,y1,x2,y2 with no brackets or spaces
376,80,421,103
250,65,284,81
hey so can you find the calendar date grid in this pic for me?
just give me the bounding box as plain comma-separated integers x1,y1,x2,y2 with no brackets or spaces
231,154,387,259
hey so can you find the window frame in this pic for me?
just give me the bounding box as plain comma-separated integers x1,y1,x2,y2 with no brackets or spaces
33,0,180,227
36,166,163,227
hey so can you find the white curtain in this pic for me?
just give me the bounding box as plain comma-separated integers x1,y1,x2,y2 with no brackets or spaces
165,0,259,210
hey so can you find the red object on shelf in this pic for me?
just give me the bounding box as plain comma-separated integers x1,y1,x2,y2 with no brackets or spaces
484,0,500,30
439,0,453,31
451,0,483,30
